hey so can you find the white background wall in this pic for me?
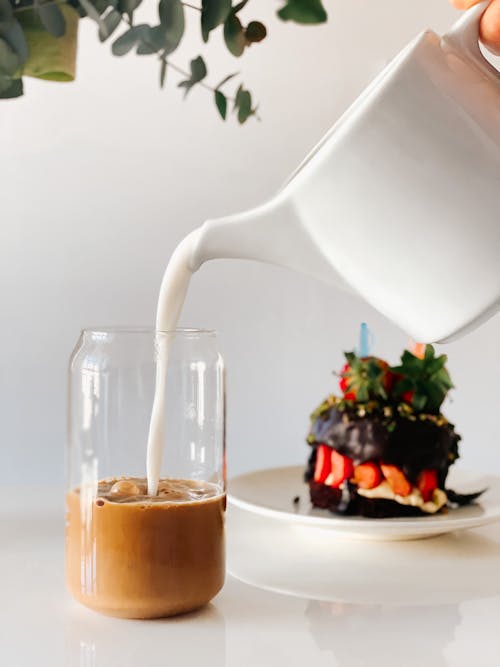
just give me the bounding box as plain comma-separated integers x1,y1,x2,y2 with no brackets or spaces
1,0,500,486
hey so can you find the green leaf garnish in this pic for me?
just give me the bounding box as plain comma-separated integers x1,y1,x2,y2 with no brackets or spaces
277,0,327,24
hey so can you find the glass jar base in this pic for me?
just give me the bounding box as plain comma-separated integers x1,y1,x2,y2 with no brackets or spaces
67,588,223,619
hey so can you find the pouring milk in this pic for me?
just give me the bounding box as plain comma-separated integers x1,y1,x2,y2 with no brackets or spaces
146,229,201,495
147,2,500,494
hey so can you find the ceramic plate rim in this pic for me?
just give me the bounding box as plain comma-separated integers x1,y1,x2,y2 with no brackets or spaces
227,465,499,537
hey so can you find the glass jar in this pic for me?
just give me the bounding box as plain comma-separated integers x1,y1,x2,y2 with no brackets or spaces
66,328,226,618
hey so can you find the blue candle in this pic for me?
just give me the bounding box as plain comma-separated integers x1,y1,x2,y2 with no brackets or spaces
358,322,371,358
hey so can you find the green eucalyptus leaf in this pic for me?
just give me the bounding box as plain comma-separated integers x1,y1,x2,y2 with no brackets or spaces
135,11,184,55
158,0,184,53
0,0,29,64
0,0,12,21
93,0,115,13
78,0,103,22
0,75,22,97
159,58,166,87
233,82,242,110
136,42,155,54
223,12,245,57
214,89,226,119
136,44,155,54
189,54,206,80
111,24,149,55
99,9,122,42
277,0,327,24
232,0,249,13
201,0,231,42
245,20,266,43
117,0,142,17
79,0,112,41
235,86,252,124
38,3,66,38
0,16,28,63
70,0,87,19
177,54,206,96
136,25,165,53
159,0,184,34
0,37,19,75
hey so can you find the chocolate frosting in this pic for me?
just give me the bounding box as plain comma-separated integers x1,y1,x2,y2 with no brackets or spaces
306,405,460,486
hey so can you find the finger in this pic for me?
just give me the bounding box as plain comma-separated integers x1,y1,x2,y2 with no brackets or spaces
450,0,483,8
480,0,500,53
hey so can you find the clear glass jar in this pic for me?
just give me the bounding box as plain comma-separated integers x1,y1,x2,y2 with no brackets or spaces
66,328,226,618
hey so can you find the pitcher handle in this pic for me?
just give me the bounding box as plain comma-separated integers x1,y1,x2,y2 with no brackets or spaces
443,0,500,77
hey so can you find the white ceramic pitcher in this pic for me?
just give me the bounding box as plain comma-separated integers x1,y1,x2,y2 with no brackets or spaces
190,2,500,343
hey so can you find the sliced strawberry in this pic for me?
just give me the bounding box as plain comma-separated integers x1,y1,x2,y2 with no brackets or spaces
314,444,333,483
353,462,382,489
381,464,412,497
325,450,354,488
417,469,438,502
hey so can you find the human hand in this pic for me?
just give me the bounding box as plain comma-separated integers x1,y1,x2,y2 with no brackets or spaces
450,0,500,53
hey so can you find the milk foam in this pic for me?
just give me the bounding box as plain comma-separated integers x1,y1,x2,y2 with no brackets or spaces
146,229,201,496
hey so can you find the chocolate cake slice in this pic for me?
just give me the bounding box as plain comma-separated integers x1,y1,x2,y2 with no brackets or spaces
305,344,479,518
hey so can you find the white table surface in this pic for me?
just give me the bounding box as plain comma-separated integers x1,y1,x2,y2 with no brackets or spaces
2,487,500,666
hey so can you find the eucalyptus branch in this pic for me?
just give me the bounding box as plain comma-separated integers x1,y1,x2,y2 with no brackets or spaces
0,0,327,114
118,5,255,119
121,12,220,94
164,58,226,96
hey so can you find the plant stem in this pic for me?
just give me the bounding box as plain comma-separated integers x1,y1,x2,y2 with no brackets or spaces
182,2,201,11
165,58,236,100
121,12,237,102
12,0,257,117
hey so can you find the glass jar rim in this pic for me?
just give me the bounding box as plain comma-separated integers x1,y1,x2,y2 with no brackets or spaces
81,326,216,337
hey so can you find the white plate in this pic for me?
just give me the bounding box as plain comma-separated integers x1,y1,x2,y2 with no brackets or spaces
226,502,500,604
228,466,500,541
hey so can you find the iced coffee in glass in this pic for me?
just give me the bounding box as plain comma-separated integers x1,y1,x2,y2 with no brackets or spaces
66,329,225,618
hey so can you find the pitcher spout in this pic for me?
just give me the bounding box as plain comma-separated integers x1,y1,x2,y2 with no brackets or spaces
189,193,348,291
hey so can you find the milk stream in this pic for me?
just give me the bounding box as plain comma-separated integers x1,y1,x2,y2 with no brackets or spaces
146,229,201,496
